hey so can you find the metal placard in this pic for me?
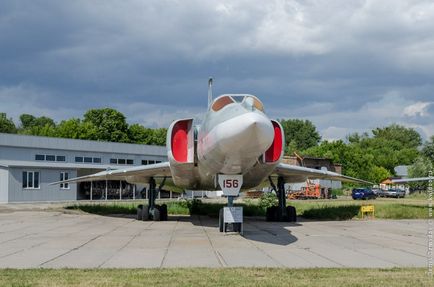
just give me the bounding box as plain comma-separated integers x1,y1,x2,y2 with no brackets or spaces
223,207,243,223
218,174,243,196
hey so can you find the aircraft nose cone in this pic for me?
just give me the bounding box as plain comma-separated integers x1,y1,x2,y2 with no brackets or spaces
218,112,274,154
244,113,274,147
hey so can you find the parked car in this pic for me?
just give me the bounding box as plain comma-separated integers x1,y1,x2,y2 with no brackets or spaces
352,188,377,200
374,189,388,198
383,189,406,198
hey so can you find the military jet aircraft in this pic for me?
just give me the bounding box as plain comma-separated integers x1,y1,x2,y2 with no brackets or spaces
55,79,370,231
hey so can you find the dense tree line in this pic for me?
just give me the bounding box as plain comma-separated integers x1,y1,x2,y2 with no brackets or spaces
279,119,433,184
0,109,167,146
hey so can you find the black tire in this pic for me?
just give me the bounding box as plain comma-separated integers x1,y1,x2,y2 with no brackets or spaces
287,206,297,222
137,204,143,220
160,204,168,221
142,205,149,221
152,207,161,221
266,206,277,221
219,208,224,232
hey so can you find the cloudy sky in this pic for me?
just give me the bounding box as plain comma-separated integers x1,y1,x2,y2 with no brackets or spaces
1,0,433,140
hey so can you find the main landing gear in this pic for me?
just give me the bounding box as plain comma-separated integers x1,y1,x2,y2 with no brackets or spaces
137,177,168,221
266,176,297,222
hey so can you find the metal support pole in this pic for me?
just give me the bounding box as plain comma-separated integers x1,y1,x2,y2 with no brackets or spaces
133,184,136,200
170,190,172,199
201,190,204,198
277,176,286,220
105,179,108,200
227,196,234,207
90,181,93,201
119,180,122,200
148,177,156,210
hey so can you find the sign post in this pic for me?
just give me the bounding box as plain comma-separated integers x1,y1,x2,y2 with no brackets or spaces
218,174,244,234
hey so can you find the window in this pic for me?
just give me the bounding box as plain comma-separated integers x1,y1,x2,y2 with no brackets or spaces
35,154,45,161
56,155,66,162
142,160,148,165
156,160,162,163
45,155,55,161
118,159,126,164
75,157,83,163
93,157,101,163
60,172,69,189
22,171,40,189
84,157,92,163
211,96,234,112
110,158,117,164
148,160,155,164
245,96,264,112
127,159,134,165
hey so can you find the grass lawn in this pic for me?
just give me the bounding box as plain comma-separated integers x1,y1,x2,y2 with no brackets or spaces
0,268,431,287
65,196,429,220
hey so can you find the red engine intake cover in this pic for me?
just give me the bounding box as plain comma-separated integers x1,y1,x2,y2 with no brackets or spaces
171,120,189,162
265,121,283,162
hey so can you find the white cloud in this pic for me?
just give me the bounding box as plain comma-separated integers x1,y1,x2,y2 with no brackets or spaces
403,102,432,117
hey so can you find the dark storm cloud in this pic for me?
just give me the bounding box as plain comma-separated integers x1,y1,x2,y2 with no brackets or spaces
0,0,433,138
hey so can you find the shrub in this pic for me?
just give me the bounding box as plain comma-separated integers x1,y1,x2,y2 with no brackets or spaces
258,192,278,209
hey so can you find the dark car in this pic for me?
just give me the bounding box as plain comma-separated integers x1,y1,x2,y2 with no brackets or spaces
352,188,377,200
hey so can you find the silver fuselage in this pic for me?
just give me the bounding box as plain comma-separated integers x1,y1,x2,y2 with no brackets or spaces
168,94,282,190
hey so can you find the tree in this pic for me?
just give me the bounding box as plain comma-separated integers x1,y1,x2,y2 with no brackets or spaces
0,113,17,133
19,114,55,130
128,124,154,144
83,108,129,142
19,114,36,129
279,119,321,154
150,128,168,146
18,114,56,136
408,156,433,191
422,136,434,163
372,124,422,149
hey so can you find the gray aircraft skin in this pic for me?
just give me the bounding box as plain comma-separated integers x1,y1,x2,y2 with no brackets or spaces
55,82,371,191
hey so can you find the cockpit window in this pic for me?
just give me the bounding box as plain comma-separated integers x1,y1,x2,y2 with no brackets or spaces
244,96,264,112
231,95,245,103
252,97,264,112
211,96,234,111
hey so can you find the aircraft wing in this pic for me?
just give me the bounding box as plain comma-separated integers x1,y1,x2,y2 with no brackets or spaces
273,163,373,185
392,177,433,183
51,162,172,185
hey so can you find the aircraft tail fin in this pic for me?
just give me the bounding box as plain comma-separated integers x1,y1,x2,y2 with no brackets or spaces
208,77,213,108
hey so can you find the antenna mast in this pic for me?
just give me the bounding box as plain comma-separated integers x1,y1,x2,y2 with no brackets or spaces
208,77,213,108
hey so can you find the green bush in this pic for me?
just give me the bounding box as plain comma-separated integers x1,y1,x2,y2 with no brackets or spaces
258,192,278,209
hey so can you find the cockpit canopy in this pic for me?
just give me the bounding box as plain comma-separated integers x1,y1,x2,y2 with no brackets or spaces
211,94,264,112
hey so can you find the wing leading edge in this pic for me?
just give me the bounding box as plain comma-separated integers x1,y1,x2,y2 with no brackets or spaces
392,177,433,183
51,162,172,185
273,163,373,185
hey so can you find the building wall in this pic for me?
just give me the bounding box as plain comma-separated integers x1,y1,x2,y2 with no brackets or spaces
8,167,77,202
0,167,8,202
0,145,166,167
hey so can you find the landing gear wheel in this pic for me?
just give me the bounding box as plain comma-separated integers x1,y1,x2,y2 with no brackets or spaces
219,208,224,232
152,207,161,221
266,206,277,221
137,204,143,220
141,205,149,221
160,204,168,221
287,206,297,222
